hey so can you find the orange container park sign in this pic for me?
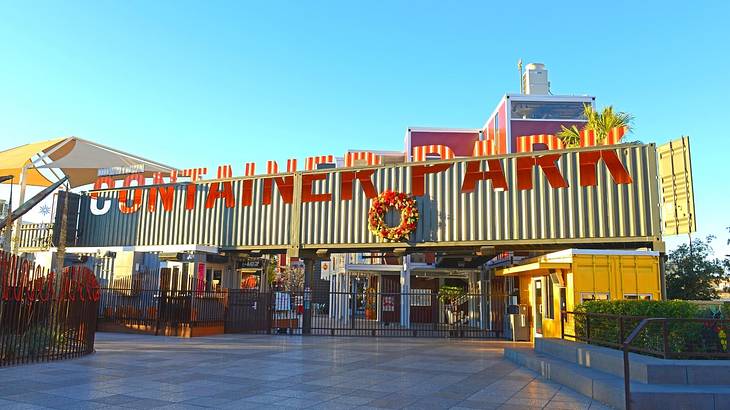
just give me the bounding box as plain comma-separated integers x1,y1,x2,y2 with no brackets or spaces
89,147,633,216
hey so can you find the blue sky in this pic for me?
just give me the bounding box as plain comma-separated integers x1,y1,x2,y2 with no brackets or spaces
0,1,728,255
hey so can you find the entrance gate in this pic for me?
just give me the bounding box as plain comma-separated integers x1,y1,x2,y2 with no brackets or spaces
99,287,500,338
224,288,500,339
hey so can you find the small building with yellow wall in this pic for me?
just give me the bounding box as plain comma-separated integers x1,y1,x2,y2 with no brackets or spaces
496,249,662,340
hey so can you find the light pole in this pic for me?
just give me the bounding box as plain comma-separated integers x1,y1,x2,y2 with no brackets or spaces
1,175,13,252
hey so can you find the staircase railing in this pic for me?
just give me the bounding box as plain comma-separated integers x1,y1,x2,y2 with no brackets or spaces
561,311,730,409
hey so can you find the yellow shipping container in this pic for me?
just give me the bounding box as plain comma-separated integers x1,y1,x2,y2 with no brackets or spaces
497,249,661,340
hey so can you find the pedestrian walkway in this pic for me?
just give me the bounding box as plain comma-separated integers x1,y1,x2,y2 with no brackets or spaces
0,333,611,409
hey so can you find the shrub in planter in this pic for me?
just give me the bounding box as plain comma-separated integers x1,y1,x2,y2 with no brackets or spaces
574,300,713,356
0,324,71,361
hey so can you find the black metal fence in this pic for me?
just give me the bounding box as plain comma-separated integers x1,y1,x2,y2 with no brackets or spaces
561,311,730,359
98,287,499,338
562,311,730,410
305,290,497,337
98,288,227,336
0,250,99,366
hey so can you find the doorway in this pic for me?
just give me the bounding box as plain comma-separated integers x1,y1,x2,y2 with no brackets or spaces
531,277,544,338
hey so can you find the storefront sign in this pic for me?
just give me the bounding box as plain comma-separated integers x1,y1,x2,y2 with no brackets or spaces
239,258,264,269
77,144,661,251
89,149,632,216
196,263,205,292
98,164,145,177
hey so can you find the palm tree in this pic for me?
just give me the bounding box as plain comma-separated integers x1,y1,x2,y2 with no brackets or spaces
585,105,633,145
556,105,633,148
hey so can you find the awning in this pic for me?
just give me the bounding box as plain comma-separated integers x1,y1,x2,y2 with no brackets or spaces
0,137,176,188
0,138,66,186
495,262,571,276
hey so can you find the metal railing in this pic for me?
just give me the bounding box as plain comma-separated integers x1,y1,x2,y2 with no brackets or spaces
306,290,497,338
98,287,499,338
561,311,730,409
16,223,53,250
561,311,730,359
98,288,227,335
0,250,99,366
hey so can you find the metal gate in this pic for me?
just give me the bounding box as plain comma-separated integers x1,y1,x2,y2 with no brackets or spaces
224,290,271,334
99,288,501,338
265,288,500,338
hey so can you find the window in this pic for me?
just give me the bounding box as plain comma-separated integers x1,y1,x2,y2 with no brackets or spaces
545,276,554,319
511,101,590,120
580,292,609,303
624,294,652,301
316,162,336,170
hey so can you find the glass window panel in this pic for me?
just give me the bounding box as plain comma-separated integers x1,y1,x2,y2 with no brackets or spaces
511,101,590,120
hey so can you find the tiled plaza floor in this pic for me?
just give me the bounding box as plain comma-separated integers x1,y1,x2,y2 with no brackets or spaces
0,333,612,409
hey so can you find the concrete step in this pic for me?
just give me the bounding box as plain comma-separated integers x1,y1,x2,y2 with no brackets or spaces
535,338,730,386
505,346,730,410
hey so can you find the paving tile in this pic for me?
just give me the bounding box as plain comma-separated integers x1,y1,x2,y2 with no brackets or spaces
54,401,113,409
543,401,591,410
454,400,502,409
91,394,141,405
119,398,176,409
587,404,613,410
218,398,268,409
402,397,461,409
241,393,289,404
41,387,116,401
4,392,80,407
504,397,551,407
276,396,331,408
0,402,54,410
153,404,209,410
268,388,310,398
327,395,375,406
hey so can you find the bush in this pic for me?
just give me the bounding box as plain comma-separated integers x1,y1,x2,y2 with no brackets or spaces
573,300,727,357
576,299,699,317
0,324,72,362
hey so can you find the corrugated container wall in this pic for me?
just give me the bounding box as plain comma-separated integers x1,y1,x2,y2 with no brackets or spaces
77,144,661,251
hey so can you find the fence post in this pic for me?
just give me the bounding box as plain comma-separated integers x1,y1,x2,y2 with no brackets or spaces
154,290,163,336
302,258,314,335
268,290,274,334
662,320,670,359
432,292,438,331
560,311,565,339
350,288,356,330
619,316,625,346
623,345,632,410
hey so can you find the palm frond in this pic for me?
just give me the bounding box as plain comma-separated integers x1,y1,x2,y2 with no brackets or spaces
584,105,634,144
556,125,582,148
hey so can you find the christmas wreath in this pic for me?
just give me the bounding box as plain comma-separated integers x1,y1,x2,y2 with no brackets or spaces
367,191,418,241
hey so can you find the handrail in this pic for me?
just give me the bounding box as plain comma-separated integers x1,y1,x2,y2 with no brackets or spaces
621,318,661,410
562,313,730,409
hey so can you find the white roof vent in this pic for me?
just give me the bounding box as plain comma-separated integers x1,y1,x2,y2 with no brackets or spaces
522,63,550,95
